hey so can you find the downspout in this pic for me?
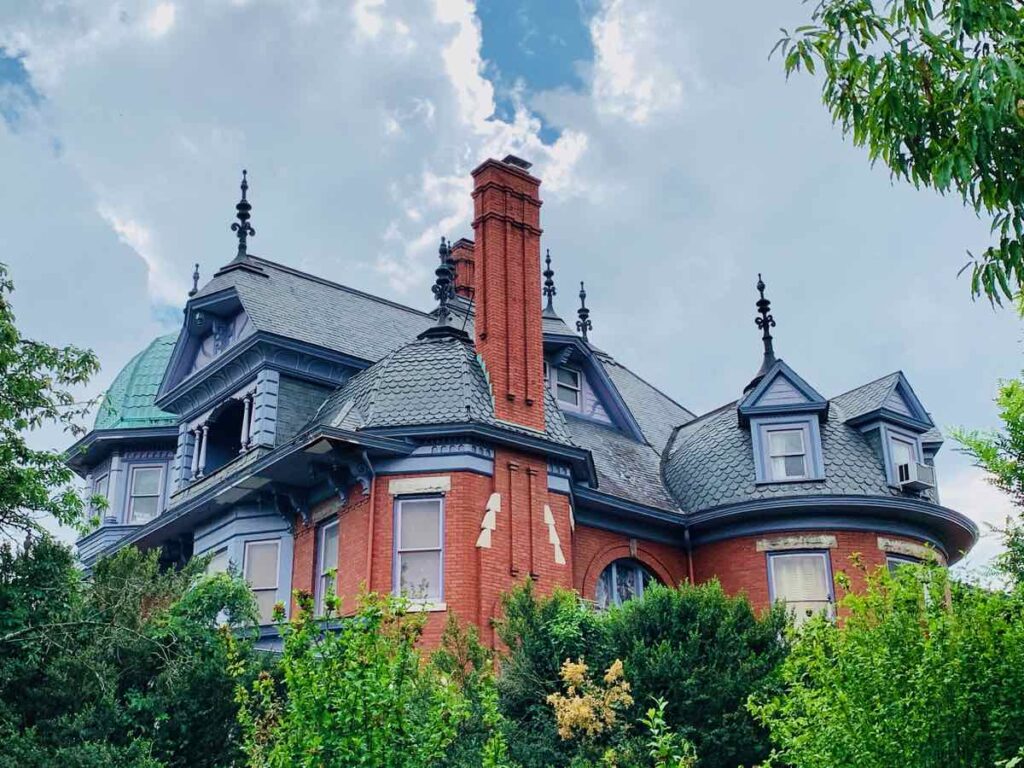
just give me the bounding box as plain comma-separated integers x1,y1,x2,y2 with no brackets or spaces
362,451,377,592
684,527,695,584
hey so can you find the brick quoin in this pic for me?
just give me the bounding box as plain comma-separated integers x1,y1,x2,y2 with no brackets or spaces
691,530,934,613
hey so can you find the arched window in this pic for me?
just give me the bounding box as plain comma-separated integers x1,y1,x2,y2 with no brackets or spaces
595,558,660,610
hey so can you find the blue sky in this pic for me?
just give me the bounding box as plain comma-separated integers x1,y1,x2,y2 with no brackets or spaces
0,0,1018,570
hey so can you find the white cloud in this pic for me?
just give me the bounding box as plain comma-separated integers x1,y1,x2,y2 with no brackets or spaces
941,465,1015,577
97,204,184,305
145,2,177,38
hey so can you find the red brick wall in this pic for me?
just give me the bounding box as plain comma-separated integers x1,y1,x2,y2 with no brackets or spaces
691,530,931,613
572,525,689,599
471,158,545,431
450,238,475,299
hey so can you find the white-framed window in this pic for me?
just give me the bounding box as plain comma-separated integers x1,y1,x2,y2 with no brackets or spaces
316,519,340,615
127,465,163,523
394,497,443,602
768,551,833,626
594,559,660,610
554,366,582,408
888,432,920,484
244,540,281,624
94,473,110,502
206,548,229,575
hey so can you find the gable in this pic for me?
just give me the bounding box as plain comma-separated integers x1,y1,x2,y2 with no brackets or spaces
757,375,810,407
738,359,829,425
883,386,913,418
188,310,254,376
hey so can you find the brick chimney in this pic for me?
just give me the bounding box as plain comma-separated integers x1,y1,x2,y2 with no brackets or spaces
450,238,475,299
471,155,545,432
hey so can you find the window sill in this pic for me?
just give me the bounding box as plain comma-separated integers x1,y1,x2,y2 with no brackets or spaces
402,601,447,613
754,477,826,486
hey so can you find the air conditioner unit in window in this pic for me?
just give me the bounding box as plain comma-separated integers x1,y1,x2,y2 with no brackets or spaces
897,461,935,492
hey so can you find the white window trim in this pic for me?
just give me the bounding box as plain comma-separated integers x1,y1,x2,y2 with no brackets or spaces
127,464,164,523
244,539,281,624
553,365,582,410
767,550,835,623
393,496,445,603
315,519,339,615
752,416,824,484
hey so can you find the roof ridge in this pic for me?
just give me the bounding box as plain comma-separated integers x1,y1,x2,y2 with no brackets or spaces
830,370,902,401
364,349,398,424
246,255,432,319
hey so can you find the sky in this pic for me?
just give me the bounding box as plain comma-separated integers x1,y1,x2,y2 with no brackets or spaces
0,0,1018,573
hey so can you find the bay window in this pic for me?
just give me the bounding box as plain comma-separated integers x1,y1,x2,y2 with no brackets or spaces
127,465,163,523
244,540,281,624
316,519,340,615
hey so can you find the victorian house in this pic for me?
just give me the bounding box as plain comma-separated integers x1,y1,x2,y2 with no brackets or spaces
67,156,977,646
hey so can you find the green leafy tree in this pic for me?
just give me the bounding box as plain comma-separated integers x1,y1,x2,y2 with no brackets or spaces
234,590,485,768
0,537,260,768
0,262,99,535
954,371,1024,585
496,580,787,768
777,0,1024,301
750,563,1024,767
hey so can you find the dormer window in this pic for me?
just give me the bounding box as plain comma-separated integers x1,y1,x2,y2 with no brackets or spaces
883,427,933,490
766,426,809,480
554,366,582,408
752,417,824,484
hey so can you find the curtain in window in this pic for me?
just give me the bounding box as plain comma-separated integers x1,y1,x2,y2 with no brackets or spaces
770,553,831,625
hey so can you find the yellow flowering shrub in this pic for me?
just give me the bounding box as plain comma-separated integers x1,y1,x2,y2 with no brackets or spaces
546,657,634,741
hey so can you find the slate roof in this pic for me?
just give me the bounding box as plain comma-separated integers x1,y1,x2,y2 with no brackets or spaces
306,334,575,446
193,256,433,362
94,335,177,430
831,372,903,422
566,416,679,511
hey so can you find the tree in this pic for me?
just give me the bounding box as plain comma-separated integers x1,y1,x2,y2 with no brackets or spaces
496,581,788,768
0,262,99,536
0,537,261,768
750,563,1024,767
777,0,1024,302
953,369,1024,586
233,591,499,768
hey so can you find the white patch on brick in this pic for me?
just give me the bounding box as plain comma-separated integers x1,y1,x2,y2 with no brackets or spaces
543,504,565,565
388,475,451,496
475,492,500,548
756,534,837,552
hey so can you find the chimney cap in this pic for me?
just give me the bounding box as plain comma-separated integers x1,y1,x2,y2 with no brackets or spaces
502,154,533,170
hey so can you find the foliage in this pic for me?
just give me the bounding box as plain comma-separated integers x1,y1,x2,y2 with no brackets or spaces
954,370,1024,585
639,699,698,768
234,590,485,768
547,658,634,742
0,537,260,768
497,580,787,768
776,0,1024,302
0,262,100,536
750,562,1024,767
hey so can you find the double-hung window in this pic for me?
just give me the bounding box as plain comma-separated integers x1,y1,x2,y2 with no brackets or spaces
315,520,340,615
127,466,163,523
766,427,809,480
889,433,918,483
554,367,582,408
244,540,280,624
394,497,443,603
768,551,833,626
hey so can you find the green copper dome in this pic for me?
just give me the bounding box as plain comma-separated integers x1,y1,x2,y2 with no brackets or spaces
93,334,178,430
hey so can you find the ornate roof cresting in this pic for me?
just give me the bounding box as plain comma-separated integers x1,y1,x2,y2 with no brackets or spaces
745,273,777,392
418,237,468,341
231,169,255,260
576,281,592,341
188,263,200,297
543,249,557,316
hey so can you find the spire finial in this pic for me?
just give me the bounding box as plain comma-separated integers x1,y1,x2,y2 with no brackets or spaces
418,237,469,341
230,169,255,260
188,263,200,297
744,273,778,392
576,281,592,341
543,249,557,315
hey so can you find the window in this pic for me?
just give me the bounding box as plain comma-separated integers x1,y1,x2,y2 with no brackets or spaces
753,419,823,483
595,559,660,610
886,554,921,572
316,520,340,615
768,551,833,626
93,473,109,504
889,433,919,484
394,497,443,602
244,540,280,624
128,466,163,523
766,427,808,480
554,367,582,408
206,548,229,575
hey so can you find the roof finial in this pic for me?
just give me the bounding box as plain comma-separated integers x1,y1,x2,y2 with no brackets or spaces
576,281,592,341
542,249,557,315
230,169,255,260
418,237,469,341
188,263,200,297
744,273,778,392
